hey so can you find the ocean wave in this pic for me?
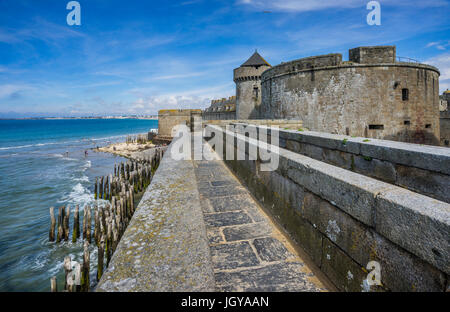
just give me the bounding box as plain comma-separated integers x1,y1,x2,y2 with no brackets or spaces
74,176,89,182
0,129,157,151
58,183,94,206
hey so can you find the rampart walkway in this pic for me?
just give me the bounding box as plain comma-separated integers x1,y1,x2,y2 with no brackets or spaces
97,137,329,291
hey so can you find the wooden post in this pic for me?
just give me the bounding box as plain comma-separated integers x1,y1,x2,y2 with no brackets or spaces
63,205,70,241
81,241,90,292
49,207,56,242
94,206,99,246
94,177,98,200
106,222,112,266
73,262,81,292
86,205,91,243
112,218,118,253
64,256,72,291
57,206,64,243
104,175,108,200
50,276,57,292
72,205,79,243
82,206,87,240
99,176,104,200
97,235,104,282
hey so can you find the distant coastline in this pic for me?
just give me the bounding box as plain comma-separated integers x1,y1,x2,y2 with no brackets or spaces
0,116,158,121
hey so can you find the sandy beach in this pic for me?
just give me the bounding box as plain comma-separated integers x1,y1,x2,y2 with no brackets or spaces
95,141,157,158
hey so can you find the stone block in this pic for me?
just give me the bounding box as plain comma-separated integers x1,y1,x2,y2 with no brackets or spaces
360,139,450,175
204,210,253,227
285,151,391,226
214,262,323,292
375,188,450,274
253,237,294,262
210,241,260,270
222,222,272,242
353,155,397,184
396,164,450,203
321,238,377,292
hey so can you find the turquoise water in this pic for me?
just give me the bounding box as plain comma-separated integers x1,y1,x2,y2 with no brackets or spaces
0,118,158,291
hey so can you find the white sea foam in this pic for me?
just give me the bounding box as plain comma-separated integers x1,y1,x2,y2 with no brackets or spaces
58,183,94,206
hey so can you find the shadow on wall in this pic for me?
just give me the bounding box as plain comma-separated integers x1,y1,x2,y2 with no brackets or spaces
382,129,440,146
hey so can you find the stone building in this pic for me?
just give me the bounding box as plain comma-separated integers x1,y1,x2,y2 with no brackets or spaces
234,51,271,119
257,46,441,145
158,109,202,137
203,96,236,120
202,45,441,145
440,90,450,146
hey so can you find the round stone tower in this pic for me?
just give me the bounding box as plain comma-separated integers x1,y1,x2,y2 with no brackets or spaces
233,51,271,119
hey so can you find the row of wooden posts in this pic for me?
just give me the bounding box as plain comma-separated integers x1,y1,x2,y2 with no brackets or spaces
125,134,149,145
49,148,165,292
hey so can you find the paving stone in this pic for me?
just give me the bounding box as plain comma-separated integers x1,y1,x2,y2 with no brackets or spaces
208,195,255,213
207,228,224,245
204,211,253,227
222,222,272,242
210,241,260,270
214,262,323,292
198,185,246,198
253,237,293,262
210,180,239,187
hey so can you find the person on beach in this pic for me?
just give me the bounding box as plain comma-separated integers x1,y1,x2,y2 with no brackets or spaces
84,150,88,157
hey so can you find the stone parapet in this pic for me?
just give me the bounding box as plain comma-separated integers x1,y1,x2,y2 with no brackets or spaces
205,124,450,291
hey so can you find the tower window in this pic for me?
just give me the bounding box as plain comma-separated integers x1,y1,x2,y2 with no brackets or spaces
425,124,431,129
404,120,410,125
402,88,409,101
253,86,259,99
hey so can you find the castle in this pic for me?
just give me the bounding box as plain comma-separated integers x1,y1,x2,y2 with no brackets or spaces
204,46,442,145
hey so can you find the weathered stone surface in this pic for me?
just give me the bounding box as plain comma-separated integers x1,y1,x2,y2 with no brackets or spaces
253,237,294,262
396,164,450,203
301,191,447,291
375,188,450,275
285,149,391,226
204,211,253,227
222,222,272,242
207,228,224,245
210,241,260,270
97,142,215,292
214,262,324,292
321,238,376,292
360,139,450,175
207,195,255,213
370,231,447,292
198,185,246,198
353,155,397,184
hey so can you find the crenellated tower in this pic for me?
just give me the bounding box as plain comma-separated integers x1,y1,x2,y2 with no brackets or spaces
233,51,271,119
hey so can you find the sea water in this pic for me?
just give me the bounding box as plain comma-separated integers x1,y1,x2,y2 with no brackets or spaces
0,118,158,291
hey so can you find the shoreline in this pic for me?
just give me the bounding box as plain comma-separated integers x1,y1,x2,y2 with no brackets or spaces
94,141,157,158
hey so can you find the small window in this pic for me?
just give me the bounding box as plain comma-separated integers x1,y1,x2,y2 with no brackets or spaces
369,124,384,130
404,120,410,125
425,124,431,129
402,88,409,101
253,86,259,99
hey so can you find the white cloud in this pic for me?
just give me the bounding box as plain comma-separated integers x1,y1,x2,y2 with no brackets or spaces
0,84,33,99
238,0,448,12
425,53,450,93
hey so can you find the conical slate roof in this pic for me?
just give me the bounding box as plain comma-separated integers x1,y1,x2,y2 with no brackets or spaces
241,51,271,67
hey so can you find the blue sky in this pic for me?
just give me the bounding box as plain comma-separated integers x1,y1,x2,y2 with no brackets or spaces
0,0,449,117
